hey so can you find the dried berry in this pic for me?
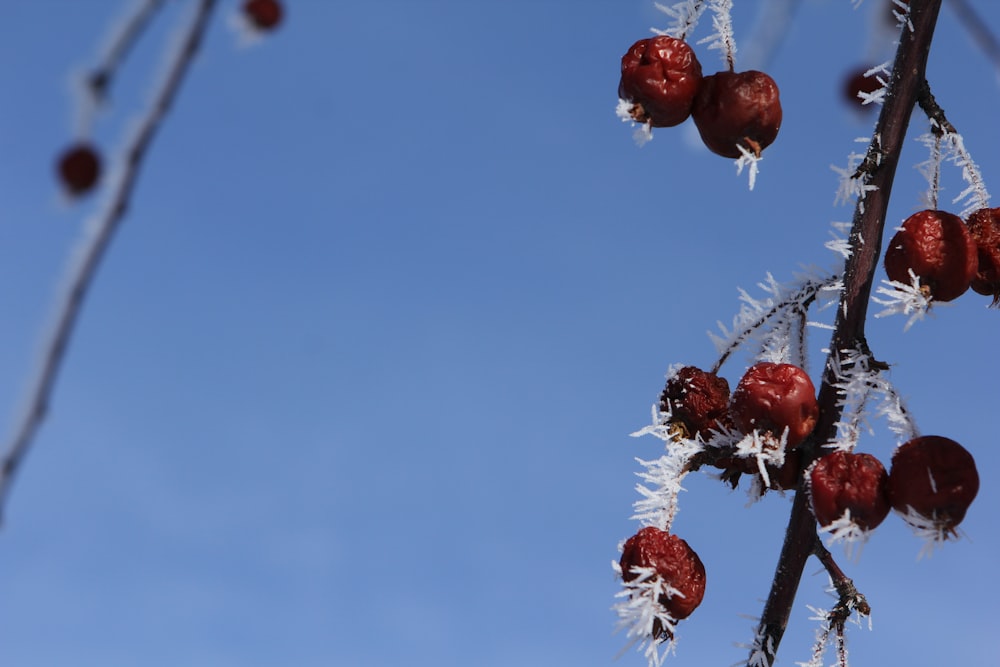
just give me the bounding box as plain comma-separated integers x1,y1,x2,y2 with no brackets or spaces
888,435,979,535
883,209,978,302
965,207,1000,305
619,36,703,128
842,65,881,109
730,362,818,448
620,526,706,624
660,366,731,439
56,143,101,195
692,70,782,158
244,0,283,31
809,451,890,531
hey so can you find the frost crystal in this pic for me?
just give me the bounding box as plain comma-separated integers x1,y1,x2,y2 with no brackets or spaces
617,99,654,146
697,0,737,70
612,561,681,667
710,271,841,370
832,137,879,209
826,345,917,451
653,0,708,40
856,62,891,106
916,125,991,217
735,144,762,191
872,272,940,331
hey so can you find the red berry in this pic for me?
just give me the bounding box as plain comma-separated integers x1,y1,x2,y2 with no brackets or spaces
965,207,1000,305
244,0,283,31
620,526,706,624
842,66,882,109
691,70,782,158
618,36,703,128
56,143,101,195
888,436,979,534
660,366,732,439
809,451,890,531
730,362,818,448
884,209,978,302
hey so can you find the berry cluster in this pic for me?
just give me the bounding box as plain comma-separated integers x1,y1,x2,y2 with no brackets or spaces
884,207,1000,306
618,36,782,159
619,357,981,636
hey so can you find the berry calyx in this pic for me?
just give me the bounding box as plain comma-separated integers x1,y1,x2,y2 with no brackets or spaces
730,362,818,448
691,70,782,158
660,366,732,439
244,0,283,31
809,450,890,532
965,207,1000,305
619,526,706,627
56,143,101,195
888,435,979,537
618,36,703,128
883,209,978,302
842,65,882,109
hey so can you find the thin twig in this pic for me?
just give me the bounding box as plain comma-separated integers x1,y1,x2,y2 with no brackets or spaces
749,1,944,664
0,0,218,527
88,0,168,102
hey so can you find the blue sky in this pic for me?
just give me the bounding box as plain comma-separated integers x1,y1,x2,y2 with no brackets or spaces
0,1,998,666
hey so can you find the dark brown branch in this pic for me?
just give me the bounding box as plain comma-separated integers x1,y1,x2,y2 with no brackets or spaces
749,1,944,664
0,0,218,528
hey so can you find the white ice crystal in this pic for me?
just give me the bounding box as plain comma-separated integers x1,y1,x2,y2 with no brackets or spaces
617,99,655,147
872,272,941,331
735,144,762,191
831,137,879,209
855,62,891,107
653,0,708,40
710,271,842,370
697,0,737,70
826,345,916,452
916,125,991,217
612,561,681,667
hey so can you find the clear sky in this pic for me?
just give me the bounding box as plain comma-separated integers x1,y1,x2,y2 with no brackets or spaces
0,1,997,666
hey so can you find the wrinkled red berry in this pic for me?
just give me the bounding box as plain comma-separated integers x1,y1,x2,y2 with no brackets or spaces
888,435,979,533
884,209,978,301
965,207,1000,305
809,451,890,530
842,66,881,109
57,143,101,195
619,36,703,128
660,366,731,439
620,526,706,623
244,0,283,30
731,362,818,448
692,70,782,158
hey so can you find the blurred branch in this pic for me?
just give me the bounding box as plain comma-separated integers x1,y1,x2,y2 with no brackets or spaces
947,0,1000,79
749,0,944,664
0,0,218,528
88,0,167,103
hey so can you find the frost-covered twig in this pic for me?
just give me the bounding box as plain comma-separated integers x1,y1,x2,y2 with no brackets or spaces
710,271,842,374
0,0,218,527
653,0,708,40
916,81,991,216
612,561,682,667
697,0,737,70
826,344,917,452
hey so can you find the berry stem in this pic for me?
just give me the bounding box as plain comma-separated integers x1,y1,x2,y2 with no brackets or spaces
0,0,218,528
749,1,944,664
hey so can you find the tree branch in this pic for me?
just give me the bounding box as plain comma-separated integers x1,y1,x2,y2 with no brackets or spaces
0,0,218,528
749,1,944,664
